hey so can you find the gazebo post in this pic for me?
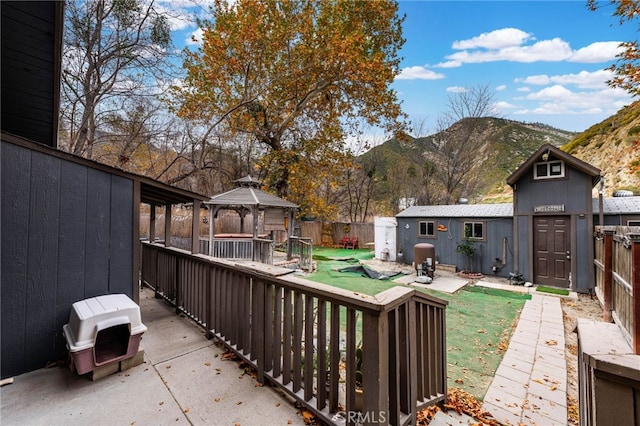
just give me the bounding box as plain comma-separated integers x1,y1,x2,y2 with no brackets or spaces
252,205,259,261
208,206,215,256
287,209,295,260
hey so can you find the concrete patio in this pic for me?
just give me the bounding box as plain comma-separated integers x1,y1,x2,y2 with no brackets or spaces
0,287,304,426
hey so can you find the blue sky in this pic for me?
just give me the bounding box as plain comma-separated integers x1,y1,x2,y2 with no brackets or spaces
164,0,636,134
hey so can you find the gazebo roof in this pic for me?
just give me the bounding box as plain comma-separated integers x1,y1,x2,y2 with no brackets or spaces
204,176,298,209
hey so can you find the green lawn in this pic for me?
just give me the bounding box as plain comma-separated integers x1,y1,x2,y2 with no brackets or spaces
305,247,530,400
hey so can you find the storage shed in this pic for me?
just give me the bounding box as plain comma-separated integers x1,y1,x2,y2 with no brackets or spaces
396,144,638,294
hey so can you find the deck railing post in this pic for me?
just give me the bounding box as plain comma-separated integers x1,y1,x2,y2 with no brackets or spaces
629,233,640,354
361,310,389,425
603,230,614,322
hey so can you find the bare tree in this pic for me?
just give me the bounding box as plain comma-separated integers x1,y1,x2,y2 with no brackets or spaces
60,0,175,158
427,85,499,204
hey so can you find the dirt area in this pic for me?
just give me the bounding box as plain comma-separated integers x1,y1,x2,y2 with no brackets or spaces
561,294,604,425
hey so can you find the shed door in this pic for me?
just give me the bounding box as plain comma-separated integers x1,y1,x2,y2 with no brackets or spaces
534,216,571,288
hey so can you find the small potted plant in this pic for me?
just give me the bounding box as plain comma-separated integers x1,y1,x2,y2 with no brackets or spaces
456,238,475,271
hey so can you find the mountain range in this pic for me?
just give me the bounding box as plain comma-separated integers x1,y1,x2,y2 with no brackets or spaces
361,102,640,206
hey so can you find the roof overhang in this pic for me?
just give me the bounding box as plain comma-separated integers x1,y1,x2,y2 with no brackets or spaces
507,143,601,187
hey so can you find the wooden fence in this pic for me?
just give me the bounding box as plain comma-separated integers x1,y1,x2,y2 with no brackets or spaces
593,226,640,353
142,211,376,248
140,242,448,425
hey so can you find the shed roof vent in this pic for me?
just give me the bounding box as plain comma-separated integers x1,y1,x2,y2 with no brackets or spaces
613,190,634,197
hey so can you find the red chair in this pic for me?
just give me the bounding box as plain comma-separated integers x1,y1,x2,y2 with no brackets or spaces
341,236,351,249
351,236,359,249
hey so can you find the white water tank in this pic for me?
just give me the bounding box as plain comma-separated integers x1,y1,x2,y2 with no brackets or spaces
374,217,397,261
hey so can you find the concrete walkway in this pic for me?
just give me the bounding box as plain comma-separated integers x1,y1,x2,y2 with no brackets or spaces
0,287,304,426
482,294,567,425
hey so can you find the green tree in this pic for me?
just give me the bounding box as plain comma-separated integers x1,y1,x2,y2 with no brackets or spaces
174,0,407,216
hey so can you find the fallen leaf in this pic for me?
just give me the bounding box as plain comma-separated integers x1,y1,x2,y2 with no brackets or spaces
204,362,211,366
184,408,189,413
159,401,164,406
545,339,558,346
214,398,220,402
236,401,242,405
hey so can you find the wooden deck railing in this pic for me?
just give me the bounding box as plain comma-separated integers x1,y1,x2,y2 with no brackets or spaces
198,237,273,263
288,236,314,271
593,226,640,353
141,242,448,425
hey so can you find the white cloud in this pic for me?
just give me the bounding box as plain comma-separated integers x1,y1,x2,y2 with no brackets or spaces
517,69,615,90
570,41,623,63
495,100,516,110
453,28,533,50
447,37,572,63
516,75,551,85
513,84,631,116
396,66,445,80
495,84,507,91
186,28,204,46
517,87,531,92
433,60,461,68
446,86,466,93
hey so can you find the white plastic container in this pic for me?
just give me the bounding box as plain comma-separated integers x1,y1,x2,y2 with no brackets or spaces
63,294,147,375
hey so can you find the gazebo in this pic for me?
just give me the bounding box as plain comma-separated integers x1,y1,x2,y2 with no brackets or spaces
204,176,300,263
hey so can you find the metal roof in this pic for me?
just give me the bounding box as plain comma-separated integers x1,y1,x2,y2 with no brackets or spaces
594,196,640,214
205,186,298,209
397,196,639,218
396,203,513,218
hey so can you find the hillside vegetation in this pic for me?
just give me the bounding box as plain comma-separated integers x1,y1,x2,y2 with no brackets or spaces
563,101,640,195
361,118,577,205
361,105,640,207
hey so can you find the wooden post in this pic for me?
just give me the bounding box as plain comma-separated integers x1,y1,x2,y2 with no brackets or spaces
603,230,614,322
361,309,389,425
629,233,640,354
164,202,172,247
191,199,200,254
150,204,156,242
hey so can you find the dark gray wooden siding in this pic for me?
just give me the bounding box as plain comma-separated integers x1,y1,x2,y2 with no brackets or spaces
513,164,596,292
1,141,134,379
396,216,514,277
1,1,61,146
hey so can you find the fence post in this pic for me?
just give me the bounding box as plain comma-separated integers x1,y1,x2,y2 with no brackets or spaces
603,230,614,322
629,233,640,354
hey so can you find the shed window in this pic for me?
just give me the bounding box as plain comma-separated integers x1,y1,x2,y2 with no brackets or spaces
628,220,640,227
418,221,436,237
463,222,485,240
534,160,565,180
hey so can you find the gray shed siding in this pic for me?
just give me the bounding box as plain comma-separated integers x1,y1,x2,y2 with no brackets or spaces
513,163,595,292
1,2,61,146
1,141,134,378
396,216,514,277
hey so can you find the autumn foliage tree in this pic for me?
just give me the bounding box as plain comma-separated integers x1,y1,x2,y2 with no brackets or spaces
588,0,640,96
174,0,407,218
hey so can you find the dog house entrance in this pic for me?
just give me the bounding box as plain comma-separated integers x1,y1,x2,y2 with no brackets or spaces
95,323,130,365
